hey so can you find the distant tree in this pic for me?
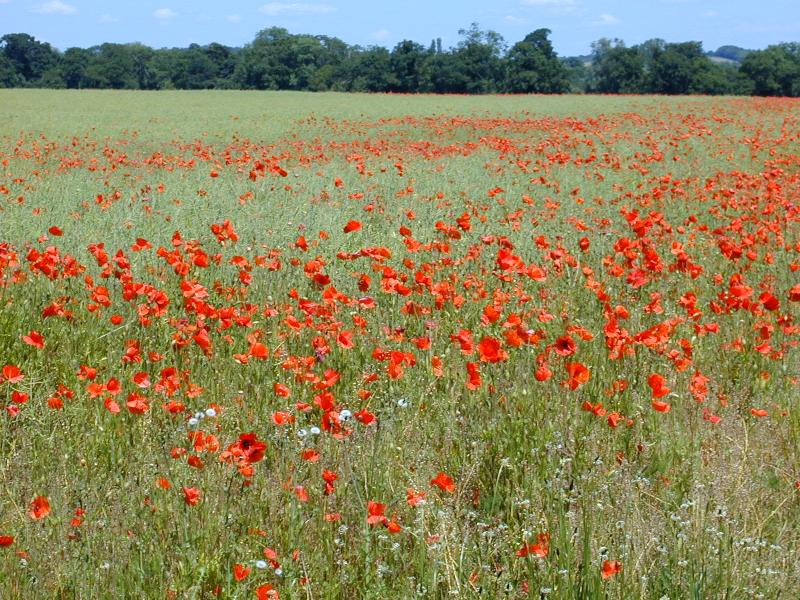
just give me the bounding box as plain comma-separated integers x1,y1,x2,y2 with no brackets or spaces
562,57,589,93
61,47,91,88
506,28,568,93
647,41,713,94
435,23,505,93
0,53,23,87
204,43,237,85
420,52,466,93
0,33,59,85
170,44,217,89
235,27,332,90
590,38,644,93
740,44,800,96
81,43,157,89
343,46,397,92
389,40,427,92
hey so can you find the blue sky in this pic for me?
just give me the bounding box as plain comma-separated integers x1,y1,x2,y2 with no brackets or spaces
1,0,798,55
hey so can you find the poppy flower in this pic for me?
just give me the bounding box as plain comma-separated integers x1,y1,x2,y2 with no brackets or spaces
21,331,45,349
601,559,622,579
1,365,24,384
255,584,278,599
466,362,481,390
647,373,670,398
232,563,250,581
477,336,507,363
29,496,51,520
367,501,387,526
343,220,362,233
182,487,201,506
563,362,590,390
406,489,427,507
553,335,576,356
651,400,671,413
0,536,13,547
516,532,550,558
430,472,455,494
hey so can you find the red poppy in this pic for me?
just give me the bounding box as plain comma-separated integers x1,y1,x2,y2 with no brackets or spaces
553,335,576,356
1,365,24,384
29,496,51,520
516,532,550,558
126,393,149,414
0,536,13,547
182,487,201,506
406,489,427,507
21,331,45,349
343,220,362,233
255,584,278,599
477,336,507,363
232,563,250,581
466,362,481,390
652,400,671,413
563,362,590,390
431,471,455,494
601,559,622,579
647,373,670,398
367,501,387,526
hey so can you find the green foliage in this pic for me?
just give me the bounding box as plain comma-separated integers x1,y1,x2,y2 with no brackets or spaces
506,29,569,93
740,44,800,96
590,39,645,93
0,28,796,95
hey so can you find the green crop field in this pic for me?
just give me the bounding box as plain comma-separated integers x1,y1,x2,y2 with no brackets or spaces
0,90,799,599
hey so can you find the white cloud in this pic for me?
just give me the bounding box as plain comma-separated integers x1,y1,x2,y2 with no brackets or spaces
702,10,718,17
226,14,242,23
153,8,178,21
369,29,391,42
591,13,620,26
36,1,77,15
99,14,120,24
259,3,335,16
504,15,529,24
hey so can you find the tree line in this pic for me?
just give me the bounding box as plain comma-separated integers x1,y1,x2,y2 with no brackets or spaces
1,25,798,96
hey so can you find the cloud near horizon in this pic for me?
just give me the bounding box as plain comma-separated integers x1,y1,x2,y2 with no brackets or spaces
36,1,77,15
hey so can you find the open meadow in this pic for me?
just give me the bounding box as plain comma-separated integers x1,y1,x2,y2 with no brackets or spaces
0,90,798,599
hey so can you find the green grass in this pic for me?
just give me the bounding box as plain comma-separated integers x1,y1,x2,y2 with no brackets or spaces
0,90,798,599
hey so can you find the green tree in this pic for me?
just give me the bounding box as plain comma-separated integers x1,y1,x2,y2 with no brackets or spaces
61,47,90,88
740,44,800,96
506,28,568,93
341,46,397,92
0,33,59,85
647,41,713,94
0,54,23,87
590,38,644,93
235,28,332,90
424,23,505,94
389,40,427,93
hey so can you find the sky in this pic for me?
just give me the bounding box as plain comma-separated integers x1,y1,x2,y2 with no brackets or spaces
1,0,798,56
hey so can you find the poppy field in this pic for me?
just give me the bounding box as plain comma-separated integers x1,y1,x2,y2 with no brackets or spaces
0,90,799,599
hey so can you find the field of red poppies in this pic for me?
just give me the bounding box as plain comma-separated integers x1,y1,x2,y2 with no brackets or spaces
0,90,798,599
